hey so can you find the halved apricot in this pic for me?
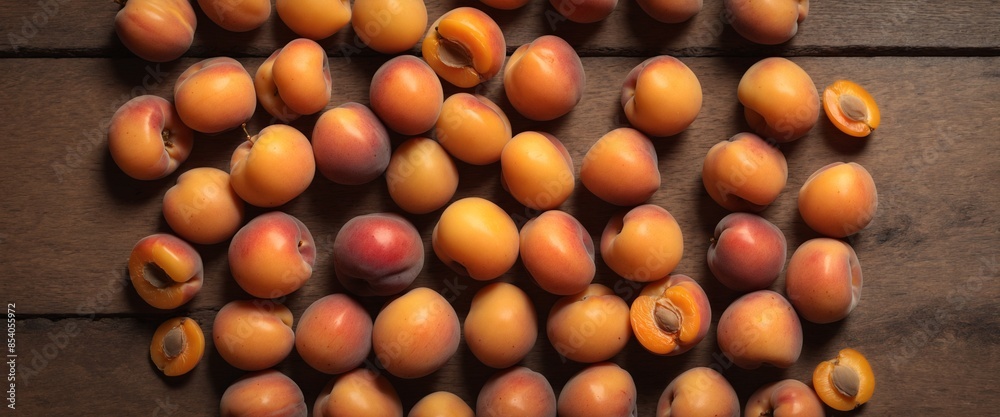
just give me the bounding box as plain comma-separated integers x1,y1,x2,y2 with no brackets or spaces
629,274,711,356
150,317,205,376
823,80,880,137
812,348,875,411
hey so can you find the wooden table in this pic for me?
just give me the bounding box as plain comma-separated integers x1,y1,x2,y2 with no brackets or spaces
2,0,999,415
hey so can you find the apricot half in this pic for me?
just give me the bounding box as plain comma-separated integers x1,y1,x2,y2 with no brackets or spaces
128,233,203,309
813,348,875,411
422,7,505,88
150,317,204,376
823,79,881,137
630,274,711,356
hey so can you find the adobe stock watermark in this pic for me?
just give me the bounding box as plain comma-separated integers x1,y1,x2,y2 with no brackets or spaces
7,0,70,53
50,63,170,183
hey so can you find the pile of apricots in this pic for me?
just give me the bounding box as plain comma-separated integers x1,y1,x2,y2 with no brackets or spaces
114,0,884,415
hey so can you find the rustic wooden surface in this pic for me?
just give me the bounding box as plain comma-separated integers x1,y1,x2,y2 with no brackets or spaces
1,0,999,415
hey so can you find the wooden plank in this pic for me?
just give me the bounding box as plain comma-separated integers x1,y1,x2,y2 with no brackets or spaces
1,0,999,58
2,55,999,414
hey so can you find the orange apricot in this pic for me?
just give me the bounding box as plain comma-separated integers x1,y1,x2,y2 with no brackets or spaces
150,317,205,376
823,79,881,138
630,274,710,356
813,348,875,411
421,7,506,88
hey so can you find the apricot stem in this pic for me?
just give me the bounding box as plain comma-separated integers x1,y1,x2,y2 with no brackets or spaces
241,123,255,144
162,324,187,359
832,364,860,398
653,299,681,333
142,262,173,289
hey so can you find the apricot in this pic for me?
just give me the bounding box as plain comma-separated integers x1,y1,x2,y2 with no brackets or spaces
785,238,862,324
478,0,529,10
221,369,307,417
798,162,878,237
656,367,739,417
372,287,460,378
108,95,194,180
254,49,301,123
352,0,427,54
213,299,295,371
547,284,631,363
813,348,875,411
823,79,881,137
636,0,701,23
313,102,391,185
229,124,316,207
504,35,586,121
128,233,203,309
600,204,683,282
295,294,373,374
464,282,537,368
738,57,819,142
630,274,710,356
199,0,270,32
434,93,512,165
477,367,556,417
333,213,424,296
385,137,459,214
580,127,660,206
370,55,444,135
173,57,256,134
162,167,245,245
114,0,195,62
432,197,519,280
271,38,332,116
501,131,575,211
745,379,824,417
621,55,702,137
277,0,352,40
725,0,808,45
409,391,474,417
717,290,802,369
557,362,636,417
519,210,595,295
701,132,788,212
150,316,204,376
550,0,618,24
707,212,787,292
228,211,315,298
317,369,402,417
422,7,505,88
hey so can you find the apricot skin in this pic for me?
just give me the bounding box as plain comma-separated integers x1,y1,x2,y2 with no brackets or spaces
717,290,802,369
114,0,196,62
228,211,316,299
785,238,863,323
477,367,556,417
315,369,403,417
580,127,660,206
271,38,332,116
385,137,459,214
432,197,519,280
421,7,506,88
504,35,586,121
229,124,316,208
162,167,245,245
434,93,512,165
295,294,373,374
745,379,825,417
352,0,427,54
519,210,595,296
724,0,809,45
409,391,474,417
707,212,787,292
737,57,819,142
333,213,424,297
199,0,271,32
277,0,352,40
636,0,701,23
312,102,391,185
212,299,295,371
701,132,788,212
128,233,203,310
621,55,702,137
630,274,711,356
600,204,684,282
500,131,575,211
372,287,461,379
370,55,444,135
557,362,637,417
173,57,256,134
798,162,878,237
220,369,308,417
547,284,632,363
107,95,194,181
656,367,739,417
464,282,537,368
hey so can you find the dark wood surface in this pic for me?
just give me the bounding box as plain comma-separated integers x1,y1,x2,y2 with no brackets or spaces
1,0,999,415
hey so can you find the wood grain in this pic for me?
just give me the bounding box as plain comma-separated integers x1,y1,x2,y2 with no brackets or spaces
2,0,1000,415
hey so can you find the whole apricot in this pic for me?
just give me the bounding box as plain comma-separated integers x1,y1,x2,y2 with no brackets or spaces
162,167,245,245
228,211,316,298
409,391,474,417
352,0,427,54
295,294,373,374
547,284,631,363
725,0,808,45
745,379,824,417
477,367,556,417
315,369,403,417
636,0,701,23
500,131,575,211
785,238,863,323
221,369,307,417
464,282,537,368
173,57,256,134
372,287,460,378
333,213,424,296
621,55,702,137
717,290,802,369
504,35,586,121
271,38,332,116
277,0,352,40
656,367,739,417
432,197,519,280
519,210,595,295
738,57,819,142
212,299,295,371
701,132,788,212
600,204,683,282
115,0,196,62
707,212,787,292
199,0,271,32
370,55,444,135
229,124,316,207
107,95,194,181
434,93,512,165
313,102,391,185
385,137,459,214
580,127,660,206
557,362,637,417
798,162,878,237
